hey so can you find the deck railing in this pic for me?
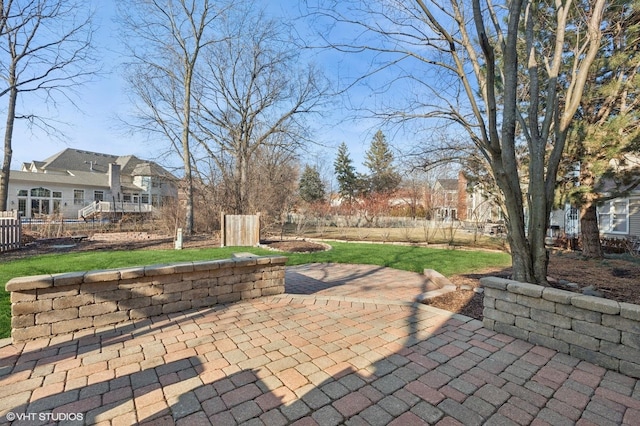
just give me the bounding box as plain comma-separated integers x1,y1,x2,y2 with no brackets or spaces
78,201,154,219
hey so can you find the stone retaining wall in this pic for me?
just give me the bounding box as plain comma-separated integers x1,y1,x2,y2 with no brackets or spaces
481,277,640,378
6,255,287,343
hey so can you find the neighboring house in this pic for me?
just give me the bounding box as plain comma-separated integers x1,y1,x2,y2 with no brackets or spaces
431,173,502,223
5,149,177,220
432,178,460,220
597,194,640,238
550,191,640,240
595,171,640,239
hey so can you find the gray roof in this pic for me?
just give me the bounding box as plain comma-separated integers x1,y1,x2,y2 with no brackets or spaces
22,148,175,179
436,178,459,191
9,170,109,188
41,149,118,174
596,176,640,195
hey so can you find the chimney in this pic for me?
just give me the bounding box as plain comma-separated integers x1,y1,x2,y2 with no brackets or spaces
109,163,122,202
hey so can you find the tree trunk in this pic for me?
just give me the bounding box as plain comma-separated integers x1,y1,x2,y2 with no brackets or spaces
182,138,194,235
233,148,248,214
580,202,603,258
576,165,603,259
491,155,536,283
182,64,195,235
0,83,18,211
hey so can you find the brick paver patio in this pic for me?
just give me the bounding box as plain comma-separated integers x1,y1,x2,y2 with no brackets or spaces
0,264,638,425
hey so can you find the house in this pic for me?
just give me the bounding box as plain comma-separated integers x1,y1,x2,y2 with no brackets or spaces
549,190,640,243
597,193,640,238
431,178,459,220
551,154,640,240
594,170,640,239
430,173,502,223
5,149,177,220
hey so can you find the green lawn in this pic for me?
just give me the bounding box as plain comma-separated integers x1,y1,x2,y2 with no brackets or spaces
0,242,511,338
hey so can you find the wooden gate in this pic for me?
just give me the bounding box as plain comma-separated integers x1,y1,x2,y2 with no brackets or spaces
221,213,260,247
1,211,21,252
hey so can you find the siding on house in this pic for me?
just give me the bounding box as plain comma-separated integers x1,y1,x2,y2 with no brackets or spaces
630,197,640,238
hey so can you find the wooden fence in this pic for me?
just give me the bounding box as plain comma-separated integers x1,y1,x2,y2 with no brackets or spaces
1,211,21,253
221,213,260,247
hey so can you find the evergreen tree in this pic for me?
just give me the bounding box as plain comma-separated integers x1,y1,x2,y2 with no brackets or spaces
299,165,326,203
334,142,360,202
364,130,401,194
560,2,640,258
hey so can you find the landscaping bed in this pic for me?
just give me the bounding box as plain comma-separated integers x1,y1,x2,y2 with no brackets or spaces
429,251,640,320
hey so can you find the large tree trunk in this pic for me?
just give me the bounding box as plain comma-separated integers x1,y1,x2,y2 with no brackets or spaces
182,76,194,235
233,147,248,214
576,164,604,259
491,154,536,283
0,84,18,211
580,201,603,258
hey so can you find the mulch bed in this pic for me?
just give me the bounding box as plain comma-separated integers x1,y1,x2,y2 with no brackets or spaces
427,251,640,320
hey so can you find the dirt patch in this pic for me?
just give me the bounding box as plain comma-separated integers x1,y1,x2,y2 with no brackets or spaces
260,239,330,253
426,251,640,320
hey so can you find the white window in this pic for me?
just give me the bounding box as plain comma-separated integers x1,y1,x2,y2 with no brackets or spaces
74,189,85,205
598,199,629,234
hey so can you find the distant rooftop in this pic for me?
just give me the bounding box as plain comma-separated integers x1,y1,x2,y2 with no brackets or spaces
20,148,175,180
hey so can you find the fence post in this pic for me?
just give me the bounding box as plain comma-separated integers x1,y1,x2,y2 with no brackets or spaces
175,228,183,250
220,212,226,247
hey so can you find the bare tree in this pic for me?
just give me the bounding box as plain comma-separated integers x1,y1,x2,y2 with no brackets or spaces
118,0,231,234
191,6,329,214
306,0,606,284
0,0,97,210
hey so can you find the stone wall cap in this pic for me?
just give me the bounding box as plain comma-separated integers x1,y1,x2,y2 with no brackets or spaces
119,267,146,280
172,262,194,273
267,256,288,264
506,281,543,297
52,271,85,287
620,302,640,321
572,295,620,315
192,260,222,271
542,287,574,304
83,269,121,283
6,275,53,291
144,264,177,276
232,258,258,267
479,277,511,290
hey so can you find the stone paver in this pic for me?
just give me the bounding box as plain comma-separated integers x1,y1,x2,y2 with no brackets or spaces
0,263,638,424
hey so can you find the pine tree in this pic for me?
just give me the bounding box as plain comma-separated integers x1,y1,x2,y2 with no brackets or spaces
364,130,401,194
299,165,326,203
560,3,640,258
334,142,360,202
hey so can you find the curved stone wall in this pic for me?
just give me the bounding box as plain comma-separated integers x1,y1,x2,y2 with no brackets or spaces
481,276,640,378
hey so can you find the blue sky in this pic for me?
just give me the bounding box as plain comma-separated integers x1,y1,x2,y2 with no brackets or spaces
8,1,411,176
